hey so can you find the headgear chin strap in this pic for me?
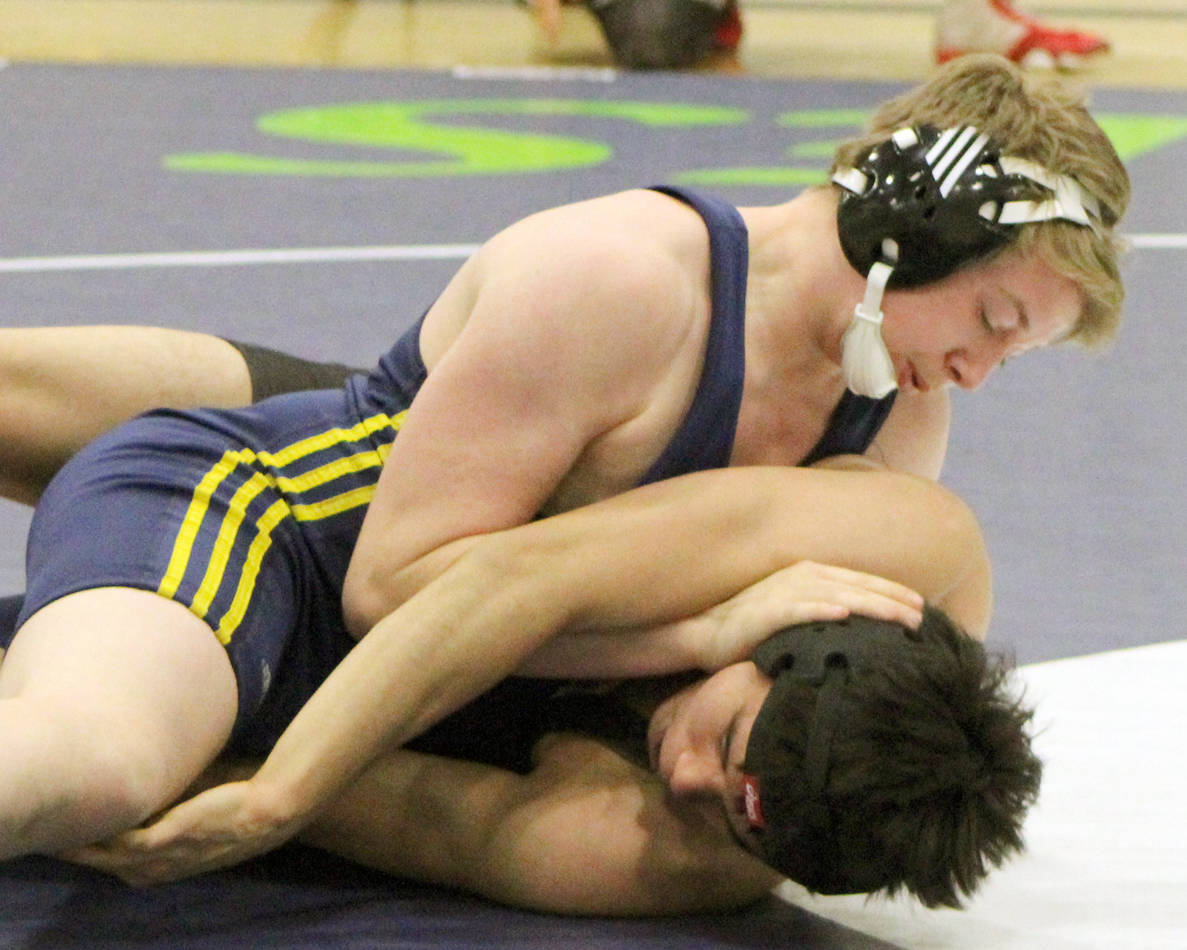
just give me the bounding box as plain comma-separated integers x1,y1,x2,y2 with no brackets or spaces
741,616,922,895
833,124,1101,398
840,260,897,399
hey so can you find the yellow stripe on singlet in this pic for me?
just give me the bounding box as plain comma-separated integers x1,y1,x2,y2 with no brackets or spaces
189,469,272,621
214,497,290,645
212,481,387,644
157,409,405,642
158,448,256,600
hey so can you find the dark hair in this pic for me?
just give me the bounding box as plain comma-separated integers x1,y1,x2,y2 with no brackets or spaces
741,607,1042,908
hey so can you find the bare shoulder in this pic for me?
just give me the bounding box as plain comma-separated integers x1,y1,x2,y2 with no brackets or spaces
868,389,952,478
416,190,712,426
475,189,709,309
452,188,718,448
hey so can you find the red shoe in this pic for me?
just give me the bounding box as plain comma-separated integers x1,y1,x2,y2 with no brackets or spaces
935,0,1109,69
713,0,742,52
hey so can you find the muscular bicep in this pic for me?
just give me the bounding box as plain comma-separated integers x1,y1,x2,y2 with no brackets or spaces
344,313,590,630
300,739,779,916
344,210,701,632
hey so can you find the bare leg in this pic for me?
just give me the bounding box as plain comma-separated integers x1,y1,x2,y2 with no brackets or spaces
0,327,251,505
0,587,238,858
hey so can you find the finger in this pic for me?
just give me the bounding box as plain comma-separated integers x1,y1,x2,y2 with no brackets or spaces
854,599,923,629
83,826,158,855
799,562,925,609
58,846,146,884
784,602,851,624
819,587,923,629
755,591,920,637
764,576,922,629
57,845,111,869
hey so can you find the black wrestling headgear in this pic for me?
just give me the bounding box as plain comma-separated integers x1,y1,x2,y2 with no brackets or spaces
832,124,1100,398
740,615,920,894
834,124,1099,289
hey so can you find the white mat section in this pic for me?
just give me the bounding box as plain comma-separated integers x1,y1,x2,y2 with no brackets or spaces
779,640,1187,949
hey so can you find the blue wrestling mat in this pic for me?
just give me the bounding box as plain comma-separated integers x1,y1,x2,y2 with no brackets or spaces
4,846,901,950
2,59,1186,950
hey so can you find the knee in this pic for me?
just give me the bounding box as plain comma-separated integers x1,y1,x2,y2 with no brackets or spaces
76,747,174,835
13,701,178,847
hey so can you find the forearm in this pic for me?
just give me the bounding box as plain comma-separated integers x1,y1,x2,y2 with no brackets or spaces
249,536,578,825
523,466,989,675
519,563,936,680
517,616,707,679
527,465,986,645
251,465,989,823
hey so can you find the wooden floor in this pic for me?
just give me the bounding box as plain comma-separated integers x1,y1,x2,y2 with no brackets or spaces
1,0,1184,88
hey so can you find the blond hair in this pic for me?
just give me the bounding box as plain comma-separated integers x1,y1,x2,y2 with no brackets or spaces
832,54,1129,347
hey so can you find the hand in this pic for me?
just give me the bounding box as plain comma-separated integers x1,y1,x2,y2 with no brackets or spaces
61,779,296,886
696,560,924,670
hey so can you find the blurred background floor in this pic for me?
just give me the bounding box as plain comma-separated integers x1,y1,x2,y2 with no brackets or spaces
1,0,1184,88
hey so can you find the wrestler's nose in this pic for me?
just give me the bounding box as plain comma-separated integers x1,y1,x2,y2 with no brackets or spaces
946,344,1000,390
667,749,725,799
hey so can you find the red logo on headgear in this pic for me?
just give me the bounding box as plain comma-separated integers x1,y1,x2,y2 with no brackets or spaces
742,774,765,829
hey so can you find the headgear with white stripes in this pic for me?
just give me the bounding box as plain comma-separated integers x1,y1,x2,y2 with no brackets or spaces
833,123,1101,398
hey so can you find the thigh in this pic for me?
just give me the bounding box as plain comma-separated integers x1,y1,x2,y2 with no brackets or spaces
0,327,253,506
18,398,371,750
0,587,238,796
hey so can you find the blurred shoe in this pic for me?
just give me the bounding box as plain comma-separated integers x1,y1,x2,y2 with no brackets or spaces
587,0,737,68
935,0,1109,69
713,0,742,52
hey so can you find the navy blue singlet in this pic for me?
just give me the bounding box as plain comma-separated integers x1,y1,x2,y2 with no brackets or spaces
4,186,896,759
640,186,895,479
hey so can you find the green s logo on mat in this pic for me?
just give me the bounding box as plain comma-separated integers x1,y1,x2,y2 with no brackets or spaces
165,99,1187,183
165,100,747,176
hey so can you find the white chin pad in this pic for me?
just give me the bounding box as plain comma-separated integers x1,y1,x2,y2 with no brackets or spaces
842,319,898,399
842,261,898,399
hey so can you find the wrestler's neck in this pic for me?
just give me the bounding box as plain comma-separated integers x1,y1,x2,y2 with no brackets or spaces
740,187,861,374
741,192,861,400
731,191,864,466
